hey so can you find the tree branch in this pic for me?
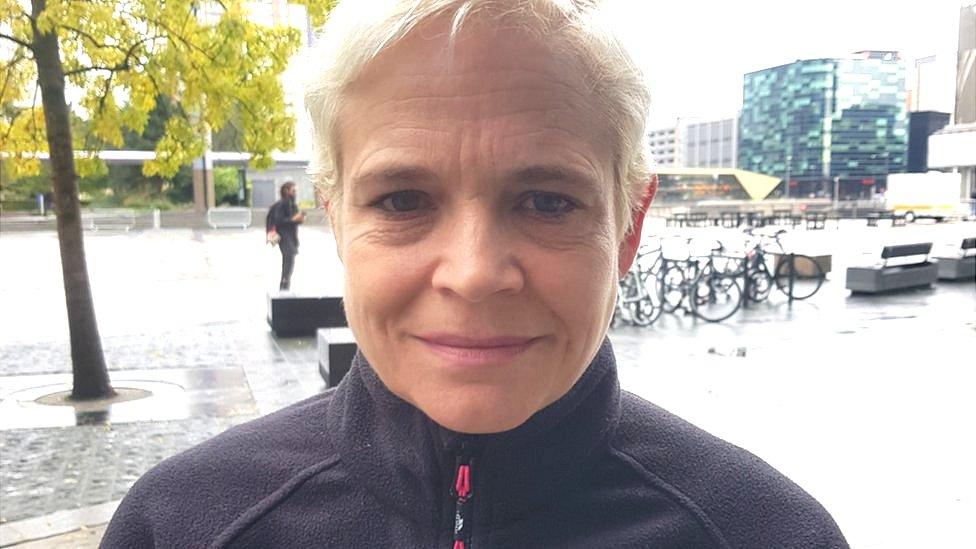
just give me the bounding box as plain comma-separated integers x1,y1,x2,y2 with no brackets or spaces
0,32,33,50
59,24,120,51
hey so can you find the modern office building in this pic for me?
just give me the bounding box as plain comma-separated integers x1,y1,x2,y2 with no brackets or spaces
908,111,951,172
738,51,908,199
682,117,738,169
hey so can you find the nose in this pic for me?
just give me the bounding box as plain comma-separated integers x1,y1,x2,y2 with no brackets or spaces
431,208,525,302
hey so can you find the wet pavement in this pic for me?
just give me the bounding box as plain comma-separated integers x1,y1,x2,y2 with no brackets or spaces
0,219,973,548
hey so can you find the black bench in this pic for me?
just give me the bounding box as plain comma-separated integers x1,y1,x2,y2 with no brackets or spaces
936,237,976,281
267,294,347,337
846,242,938,293
317,327,357,387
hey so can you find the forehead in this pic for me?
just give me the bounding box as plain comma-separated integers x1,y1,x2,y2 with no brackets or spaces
336,19,613,184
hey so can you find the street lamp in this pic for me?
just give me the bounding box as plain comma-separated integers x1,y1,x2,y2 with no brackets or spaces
785,153,792,200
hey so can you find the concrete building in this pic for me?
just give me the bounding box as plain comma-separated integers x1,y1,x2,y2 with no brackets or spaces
682,117,738,169
647,125,681,167
927,3,976,205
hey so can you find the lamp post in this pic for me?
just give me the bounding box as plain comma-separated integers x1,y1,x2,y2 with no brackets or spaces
833,176,840,208
785,153,792,200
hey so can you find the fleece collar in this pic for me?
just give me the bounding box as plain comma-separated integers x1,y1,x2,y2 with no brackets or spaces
325,337,621,526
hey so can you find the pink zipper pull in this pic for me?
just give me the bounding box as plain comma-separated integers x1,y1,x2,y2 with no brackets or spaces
454,464,471,499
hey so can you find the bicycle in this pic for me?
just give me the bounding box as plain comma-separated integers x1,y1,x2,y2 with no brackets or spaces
739,228,826,302
656,238,743,322
613,243,663,327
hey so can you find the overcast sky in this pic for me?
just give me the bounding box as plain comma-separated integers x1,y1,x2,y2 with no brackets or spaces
605,0,966,128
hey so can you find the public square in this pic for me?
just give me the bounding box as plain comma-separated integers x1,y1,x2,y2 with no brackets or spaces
0,218,974,548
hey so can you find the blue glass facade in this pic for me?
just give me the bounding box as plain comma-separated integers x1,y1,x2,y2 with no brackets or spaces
739,52,908,198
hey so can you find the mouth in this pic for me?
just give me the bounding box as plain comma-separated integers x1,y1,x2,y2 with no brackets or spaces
414,334,540,366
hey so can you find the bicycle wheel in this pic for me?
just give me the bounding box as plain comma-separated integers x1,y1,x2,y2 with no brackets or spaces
626,297,658,327
691,274,742,322
746,269,773,302
774,254,825,300
657,262,686,314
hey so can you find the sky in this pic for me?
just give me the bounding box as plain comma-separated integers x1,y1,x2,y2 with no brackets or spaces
604,0,966,128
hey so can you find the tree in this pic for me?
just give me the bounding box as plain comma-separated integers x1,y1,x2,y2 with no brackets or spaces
1,0,332,400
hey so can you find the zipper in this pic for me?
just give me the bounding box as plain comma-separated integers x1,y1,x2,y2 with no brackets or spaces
450,447,474,549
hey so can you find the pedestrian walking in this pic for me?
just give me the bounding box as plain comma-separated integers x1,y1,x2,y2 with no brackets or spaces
266,181,305,291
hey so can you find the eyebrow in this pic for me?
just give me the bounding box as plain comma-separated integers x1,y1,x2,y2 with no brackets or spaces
506,165,601,190
351,166,440,189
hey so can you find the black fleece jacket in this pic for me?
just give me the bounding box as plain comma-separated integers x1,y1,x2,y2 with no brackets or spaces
101,339,848,548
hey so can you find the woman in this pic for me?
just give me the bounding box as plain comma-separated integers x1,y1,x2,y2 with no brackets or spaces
103,1,848,547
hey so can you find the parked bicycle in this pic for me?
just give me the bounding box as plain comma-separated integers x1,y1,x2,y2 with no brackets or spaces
738,228,826,302
613,242,663,327
657,238,743,322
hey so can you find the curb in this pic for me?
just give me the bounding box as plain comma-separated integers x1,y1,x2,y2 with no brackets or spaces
0,501,119,547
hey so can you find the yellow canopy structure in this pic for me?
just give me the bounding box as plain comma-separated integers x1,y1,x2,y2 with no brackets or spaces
653,168,781,201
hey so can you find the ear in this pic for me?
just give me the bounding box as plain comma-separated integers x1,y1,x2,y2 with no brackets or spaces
617,175,657,278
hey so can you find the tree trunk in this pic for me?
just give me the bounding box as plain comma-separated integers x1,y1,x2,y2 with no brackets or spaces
31,0,115,400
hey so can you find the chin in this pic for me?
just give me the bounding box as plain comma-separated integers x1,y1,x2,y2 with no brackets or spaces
421,391,539,435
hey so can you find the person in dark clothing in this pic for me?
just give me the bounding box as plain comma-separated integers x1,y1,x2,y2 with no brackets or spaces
103,1,849,547
267,181,305,291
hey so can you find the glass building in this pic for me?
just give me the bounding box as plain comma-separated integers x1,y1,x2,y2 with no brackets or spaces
739,51,908,199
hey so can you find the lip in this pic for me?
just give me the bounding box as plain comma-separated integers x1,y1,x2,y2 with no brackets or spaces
414,334,540,366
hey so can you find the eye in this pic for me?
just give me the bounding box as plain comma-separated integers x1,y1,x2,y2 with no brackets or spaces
373,190,428,213
519,192,578,217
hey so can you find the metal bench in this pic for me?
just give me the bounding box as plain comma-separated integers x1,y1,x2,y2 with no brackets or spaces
935,237,976,281
206,207,252,229
846,242,938,294
317,327,357,387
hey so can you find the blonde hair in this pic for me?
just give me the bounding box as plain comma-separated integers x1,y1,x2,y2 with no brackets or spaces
304,0,651,236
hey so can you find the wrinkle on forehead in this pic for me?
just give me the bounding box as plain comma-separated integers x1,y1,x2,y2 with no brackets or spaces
336,17,612,170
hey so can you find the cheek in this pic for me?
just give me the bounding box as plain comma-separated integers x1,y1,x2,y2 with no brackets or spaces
527,232,619,332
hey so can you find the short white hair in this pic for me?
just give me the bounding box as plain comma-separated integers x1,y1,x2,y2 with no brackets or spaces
304,0,652,237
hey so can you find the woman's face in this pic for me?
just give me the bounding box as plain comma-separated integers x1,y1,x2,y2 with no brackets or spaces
332,24,643,433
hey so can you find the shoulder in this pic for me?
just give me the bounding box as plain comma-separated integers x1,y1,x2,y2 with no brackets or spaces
101,390,341,547
610,391,848,549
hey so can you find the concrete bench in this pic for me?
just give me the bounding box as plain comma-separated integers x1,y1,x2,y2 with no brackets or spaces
317,327,357,387
206,207,252,229
82,209,136,232
935,237,976,281
267,294,347,337
846,242,938,294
